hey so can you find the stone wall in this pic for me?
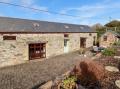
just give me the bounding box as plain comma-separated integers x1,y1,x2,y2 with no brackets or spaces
0,33,97,67
100,32,118,48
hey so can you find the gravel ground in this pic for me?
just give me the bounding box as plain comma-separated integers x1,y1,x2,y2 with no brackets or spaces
0,51,83,89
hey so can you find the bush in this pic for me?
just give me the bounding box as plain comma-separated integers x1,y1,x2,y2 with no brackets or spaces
113,41,120,46
71,60,105,88
102,48,116,56
60,76,77,89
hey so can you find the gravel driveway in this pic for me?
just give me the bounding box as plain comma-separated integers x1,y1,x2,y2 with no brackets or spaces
0,51,83,89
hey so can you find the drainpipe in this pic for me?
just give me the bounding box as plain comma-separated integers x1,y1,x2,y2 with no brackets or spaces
115,27,117,32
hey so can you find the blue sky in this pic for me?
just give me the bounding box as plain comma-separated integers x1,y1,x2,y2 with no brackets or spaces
0,0,120,25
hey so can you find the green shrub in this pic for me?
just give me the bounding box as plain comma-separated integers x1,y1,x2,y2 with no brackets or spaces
61,76,77,89
113,41,120,46
102,48,116,56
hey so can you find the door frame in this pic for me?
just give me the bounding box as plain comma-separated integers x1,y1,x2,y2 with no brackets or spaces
80,37,87,48
29,43,46,60
64,39,69,53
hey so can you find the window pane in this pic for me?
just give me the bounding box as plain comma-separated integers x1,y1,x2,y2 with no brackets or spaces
3,36,16,40
103,36,107,41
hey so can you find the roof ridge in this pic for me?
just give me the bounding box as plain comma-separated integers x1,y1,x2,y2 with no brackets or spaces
0,16,96,33
0,16,89,27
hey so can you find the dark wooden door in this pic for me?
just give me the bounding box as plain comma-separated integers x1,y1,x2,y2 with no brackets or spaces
29,43,46,60
80,38,86,48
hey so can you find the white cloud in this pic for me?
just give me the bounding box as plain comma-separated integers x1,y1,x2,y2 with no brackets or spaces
21,0,34,6
0,0,12,3
20,0,49,14
59,10,67,15
18,0,120,25
116,19,120,21
32,5,50,15
103,0,112,3
61,4,107,18
32,5,48,12
59,1,120,25
0,13,4,16
61,1,120,18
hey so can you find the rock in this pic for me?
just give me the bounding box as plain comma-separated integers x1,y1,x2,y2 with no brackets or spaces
114,56,120,59
105,66,119,72
39,81,53,89
77,84,86,89
39,71,71,89
84,51,93,57
115,80,120,88
62,71,71,77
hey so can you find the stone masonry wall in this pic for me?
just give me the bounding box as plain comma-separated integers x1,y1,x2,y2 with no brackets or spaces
100,32,118,48
0,33,97,67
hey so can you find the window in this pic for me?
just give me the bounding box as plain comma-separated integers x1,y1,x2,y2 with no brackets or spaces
64,34,69,37
89,33,92,36
103,36,107,41
29,43,46,60
3,36,16,40
64,39,67,47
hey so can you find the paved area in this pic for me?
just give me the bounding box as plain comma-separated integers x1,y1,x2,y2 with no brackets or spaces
0,51,84,89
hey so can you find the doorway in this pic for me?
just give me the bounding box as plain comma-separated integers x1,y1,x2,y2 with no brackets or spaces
64,39,69,53
80,37,86,48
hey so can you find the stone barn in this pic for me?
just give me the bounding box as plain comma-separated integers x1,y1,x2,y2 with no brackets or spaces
100,30,120,48
0,17,97,67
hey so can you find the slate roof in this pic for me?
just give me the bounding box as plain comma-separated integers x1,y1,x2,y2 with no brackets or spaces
0,17,96,33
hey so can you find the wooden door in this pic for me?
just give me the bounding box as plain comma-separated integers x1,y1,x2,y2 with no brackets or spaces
29,43,46,60
80,38,86,48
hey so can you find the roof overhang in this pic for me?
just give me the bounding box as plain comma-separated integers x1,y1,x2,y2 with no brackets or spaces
0,32,97,34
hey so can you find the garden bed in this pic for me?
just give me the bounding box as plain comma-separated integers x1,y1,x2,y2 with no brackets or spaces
42,57,120,89
39,48,120,89
95,57,120,89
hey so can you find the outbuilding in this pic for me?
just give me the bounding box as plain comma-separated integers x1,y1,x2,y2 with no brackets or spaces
0,17,97,67
100,30,120,48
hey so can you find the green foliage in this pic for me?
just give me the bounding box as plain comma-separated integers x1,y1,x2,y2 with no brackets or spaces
113,41,120,46
104,20,120,34
116,29,120,34
102,48,116,56
61,76,77,89
105,20,120,27
96,27,106,38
